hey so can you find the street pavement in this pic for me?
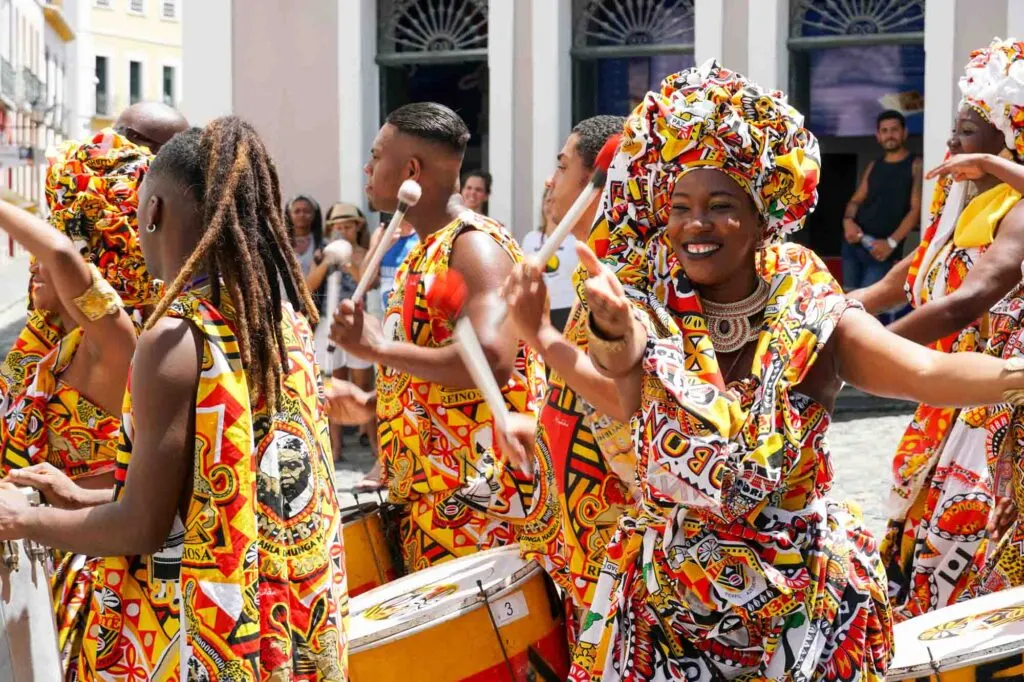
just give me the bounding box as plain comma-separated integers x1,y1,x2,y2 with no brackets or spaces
0,252,911,539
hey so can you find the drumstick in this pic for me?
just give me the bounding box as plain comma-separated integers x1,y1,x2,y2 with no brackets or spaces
426,270,511,432
534,133,619,266
352,179,421,302
319,239,353,363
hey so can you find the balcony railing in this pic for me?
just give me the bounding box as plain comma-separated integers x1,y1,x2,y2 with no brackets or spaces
1,59,14,100
22,68,43,107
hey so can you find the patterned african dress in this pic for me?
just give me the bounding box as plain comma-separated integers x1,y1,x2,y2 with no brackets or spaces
881,179,1022,620
571,244,892,682
959,281,1024,596
0,327,122,681
376,215,545,572
79,290,348,681
0,308,64,409
517,231,639,634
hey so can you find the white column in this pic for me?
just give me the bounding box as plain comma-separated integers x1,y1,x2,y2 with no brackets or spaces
1008,0,1024,38
746,0,788,91
338,0,378,206
922,0,958,227
181,0,233,125
530,0,570,232
488,0,532,237
694,0,725,65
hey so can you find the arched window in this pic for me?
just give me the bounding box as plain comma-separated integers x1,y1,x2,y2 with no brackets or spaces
787,0,925,271
377,0,489,170
572,0,695,121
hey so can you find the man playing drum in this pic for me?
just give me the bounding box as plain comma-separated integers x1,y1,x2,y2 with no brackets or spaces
329,102,544,573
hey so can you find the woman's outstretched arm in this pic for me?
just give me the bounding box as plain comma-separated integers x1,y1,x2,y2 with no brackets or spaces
837,306,1024,406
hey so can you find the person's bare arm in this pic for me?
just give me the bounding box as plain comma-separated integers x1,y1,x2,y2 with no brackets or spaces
847,253,913,313
837,306,1024,406
887,202,1024,345
333,230,519,389
306,257,330,292
889,157,923,244
843,162,873,243
0,316,200,555
376,230,518,386
530,323,629,422
0,201,136,375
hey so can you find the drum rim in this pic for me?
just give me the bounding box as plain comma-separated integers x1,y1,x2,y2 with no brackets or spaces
349,547,541,651
887,635,1024,679
340,501,381,522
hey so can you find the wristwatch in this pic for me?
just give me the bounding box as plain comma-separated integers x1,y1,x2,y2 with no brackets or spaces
886,237,898,249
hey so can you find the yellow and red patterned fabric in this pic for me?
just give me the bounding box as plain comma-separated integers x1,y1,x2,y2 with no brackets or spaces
569,62,892,681
518,223,638,620
959,281,1024,596
80,289,348,680
44,129,158,309
882,177,1022,620
376,215,545,572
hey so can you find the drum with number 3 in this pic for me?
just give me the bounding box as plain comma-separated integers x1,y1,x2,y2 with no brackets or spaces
889,584,1024,680
0,488,61,681
348,545,570,681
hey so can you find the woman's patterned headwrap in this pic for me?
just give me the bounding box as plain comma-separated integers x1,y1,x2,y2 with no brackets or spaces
590,60,820,296
959,37,1024,157
44,129,158,309
599,60,819,247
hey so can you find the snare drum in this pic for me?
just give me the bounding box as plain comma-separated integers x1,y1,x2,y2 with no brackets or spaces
342,502,402,597
0,488,61,681
349,546,570,681
889,584,1024,680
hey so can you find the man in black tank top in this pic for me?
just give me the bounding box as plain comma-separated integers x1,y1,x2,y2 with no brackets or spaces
842,110,923,308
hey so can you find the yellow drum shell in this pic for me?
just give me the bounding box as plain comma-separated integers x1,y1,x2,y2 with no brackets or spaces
349,548,570,681
341,502,400,597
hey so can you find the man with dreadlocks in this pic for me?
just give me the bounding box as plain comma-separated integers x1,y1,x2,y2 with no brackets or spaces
0,118,348,680
330,101,544,572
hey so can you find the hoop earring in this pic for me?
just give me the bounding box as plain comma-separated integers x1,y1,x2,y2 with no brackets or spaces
146,223,158,233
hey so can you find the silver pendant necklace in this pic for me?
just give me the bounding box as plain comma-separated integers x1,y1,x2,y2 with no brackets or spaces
701,278,770,354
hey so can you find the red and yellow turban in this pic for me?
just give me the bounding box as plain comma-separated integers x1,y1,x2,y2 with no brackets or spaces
44,129,159,309
590,60,821,292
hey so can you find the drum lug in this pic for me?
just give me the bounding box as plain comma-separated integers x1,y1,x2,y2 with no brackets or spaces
1,541,18,571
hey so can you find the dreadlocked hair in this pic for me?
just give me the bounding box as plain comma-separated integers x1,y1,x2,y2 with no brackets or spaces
145,118,317,409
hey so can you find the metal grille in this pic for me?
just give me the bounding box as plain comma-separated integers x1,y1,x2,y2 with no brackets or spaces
95,0,111,7
129,0,144,12
161,0,176,19
572,0,694,59
790,0,924,48
377,0,488,66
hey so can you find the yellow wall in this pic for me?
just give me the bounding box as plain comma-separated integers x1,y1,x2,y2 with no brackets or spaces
88,0,181,129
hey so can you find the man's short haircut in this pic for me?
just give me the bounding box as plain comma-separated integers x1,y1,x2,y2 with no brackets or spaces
877,109,906,129
386,102,470,156
571,115,626,168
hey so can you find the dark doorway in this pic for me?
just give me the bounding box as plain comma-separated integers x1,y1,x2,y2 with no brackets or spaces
380,61,488,171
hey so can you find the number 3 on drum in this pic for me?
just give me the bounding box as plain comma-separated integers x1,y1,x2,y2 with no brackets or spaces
489,591,529,627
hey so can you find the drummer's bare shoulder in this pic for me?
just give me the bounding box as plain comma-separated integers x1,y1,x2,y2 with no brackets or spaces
118,315,203,551
450,228,518,383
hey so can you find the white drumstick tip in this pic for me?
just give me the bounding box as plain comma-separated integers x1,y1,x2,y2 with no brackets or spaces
398,179,422,207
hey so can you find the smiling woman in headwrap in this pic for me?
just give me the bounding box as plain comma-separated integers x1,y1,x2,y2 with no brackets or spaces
0,128,156,680
567,61,1024,681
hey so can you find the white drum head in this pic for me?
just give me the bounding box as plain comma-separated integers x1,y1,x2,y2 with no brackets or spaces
889,585,1024,679
349,546,536,651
